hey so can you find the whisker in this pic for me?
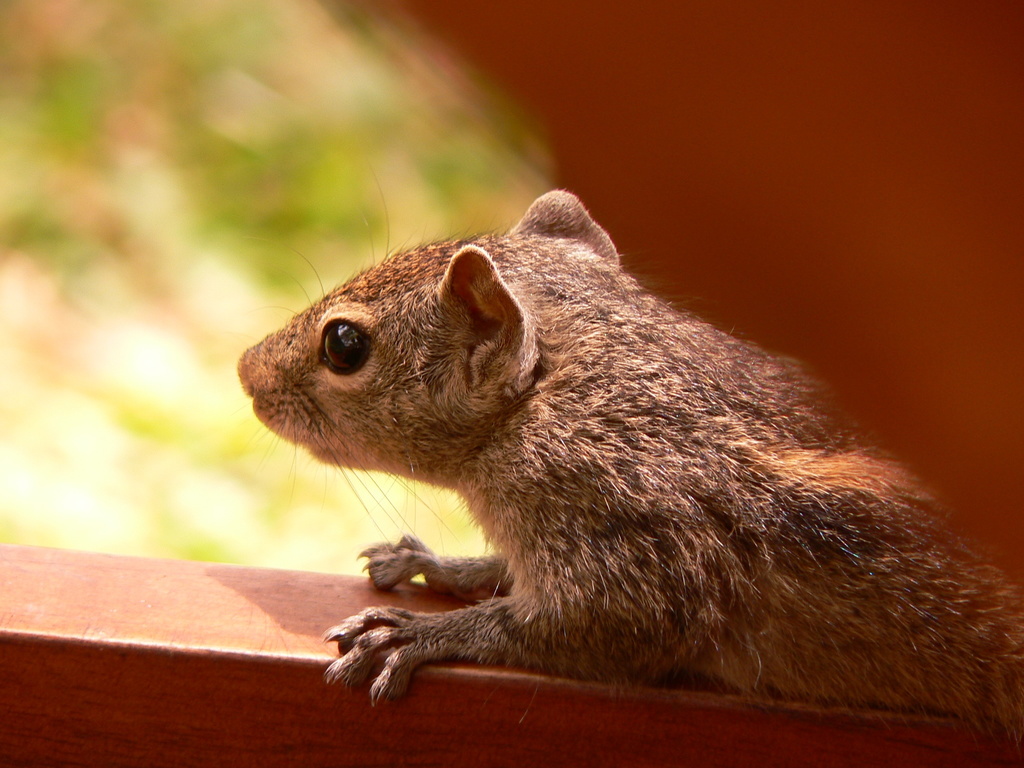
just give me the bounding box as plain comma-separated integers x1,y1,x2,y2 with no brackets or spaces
308,398,413,540
398,470,459,544
290,249,326,300
335,466,390,543
354,466,415,533
369,167,391,263
255,430,280,474
286,273,313,307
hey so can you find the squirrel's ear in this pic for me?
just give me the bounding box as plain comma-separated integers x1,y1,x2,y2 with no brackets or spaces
442,245,523,340
511,189,618,263
441,245,539,392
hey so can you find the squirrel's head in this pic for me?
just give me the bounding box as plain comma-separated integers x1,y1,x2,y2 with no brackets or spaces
238,190,617,485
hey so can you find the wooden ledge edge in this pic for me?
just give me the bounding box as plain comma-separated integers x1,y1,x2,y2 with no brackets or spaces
0,543,1018,767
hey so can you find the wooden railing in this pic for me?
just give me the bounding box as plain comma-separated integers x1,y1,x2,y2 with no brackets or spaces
0,542,1018,766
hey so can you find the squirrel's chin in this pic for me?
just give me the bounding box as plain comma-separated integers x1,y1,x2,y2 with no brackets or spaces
305,439,378,474
305,441,351,468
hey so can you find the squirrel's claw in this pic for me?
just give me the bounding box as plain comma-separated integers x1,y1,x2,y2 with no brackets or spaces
323,605,423,700
359,535,437,591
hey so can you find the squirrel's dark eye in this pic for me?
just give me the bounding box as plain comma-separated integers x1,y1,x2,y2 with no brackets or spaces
321,320,370,374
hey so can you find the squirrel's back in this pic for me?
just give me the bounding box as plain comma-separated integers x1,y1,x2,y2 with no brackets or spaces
463,228,1024,731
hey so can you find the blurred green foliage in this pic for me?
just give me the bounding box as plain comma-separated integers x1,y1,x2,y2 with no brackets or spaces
0,0,548,572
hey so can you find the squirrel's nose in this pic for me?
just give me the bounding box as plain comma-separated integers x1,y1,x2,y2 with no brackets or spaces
237,348,257,398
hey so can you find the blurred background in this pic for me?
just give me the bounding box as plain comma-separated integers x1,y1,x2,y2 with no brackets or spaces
0,0,546,572
2,0,1022,579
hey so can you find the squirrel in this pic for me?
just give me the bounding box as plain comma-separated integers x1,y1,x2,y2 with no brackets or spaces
238,190,1024,734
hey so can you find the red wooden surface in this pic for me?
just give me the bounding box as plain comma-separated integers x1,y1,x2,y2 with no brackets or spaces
0,543,1019,766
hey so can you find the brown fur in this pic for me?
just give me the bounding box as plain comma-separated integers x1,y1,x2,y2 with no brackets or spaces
238,190,1024,734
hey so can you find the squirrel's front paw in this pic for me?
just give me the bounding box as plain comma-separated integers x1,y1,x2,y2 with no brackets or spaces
359,534,435,591
323,606,422,702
